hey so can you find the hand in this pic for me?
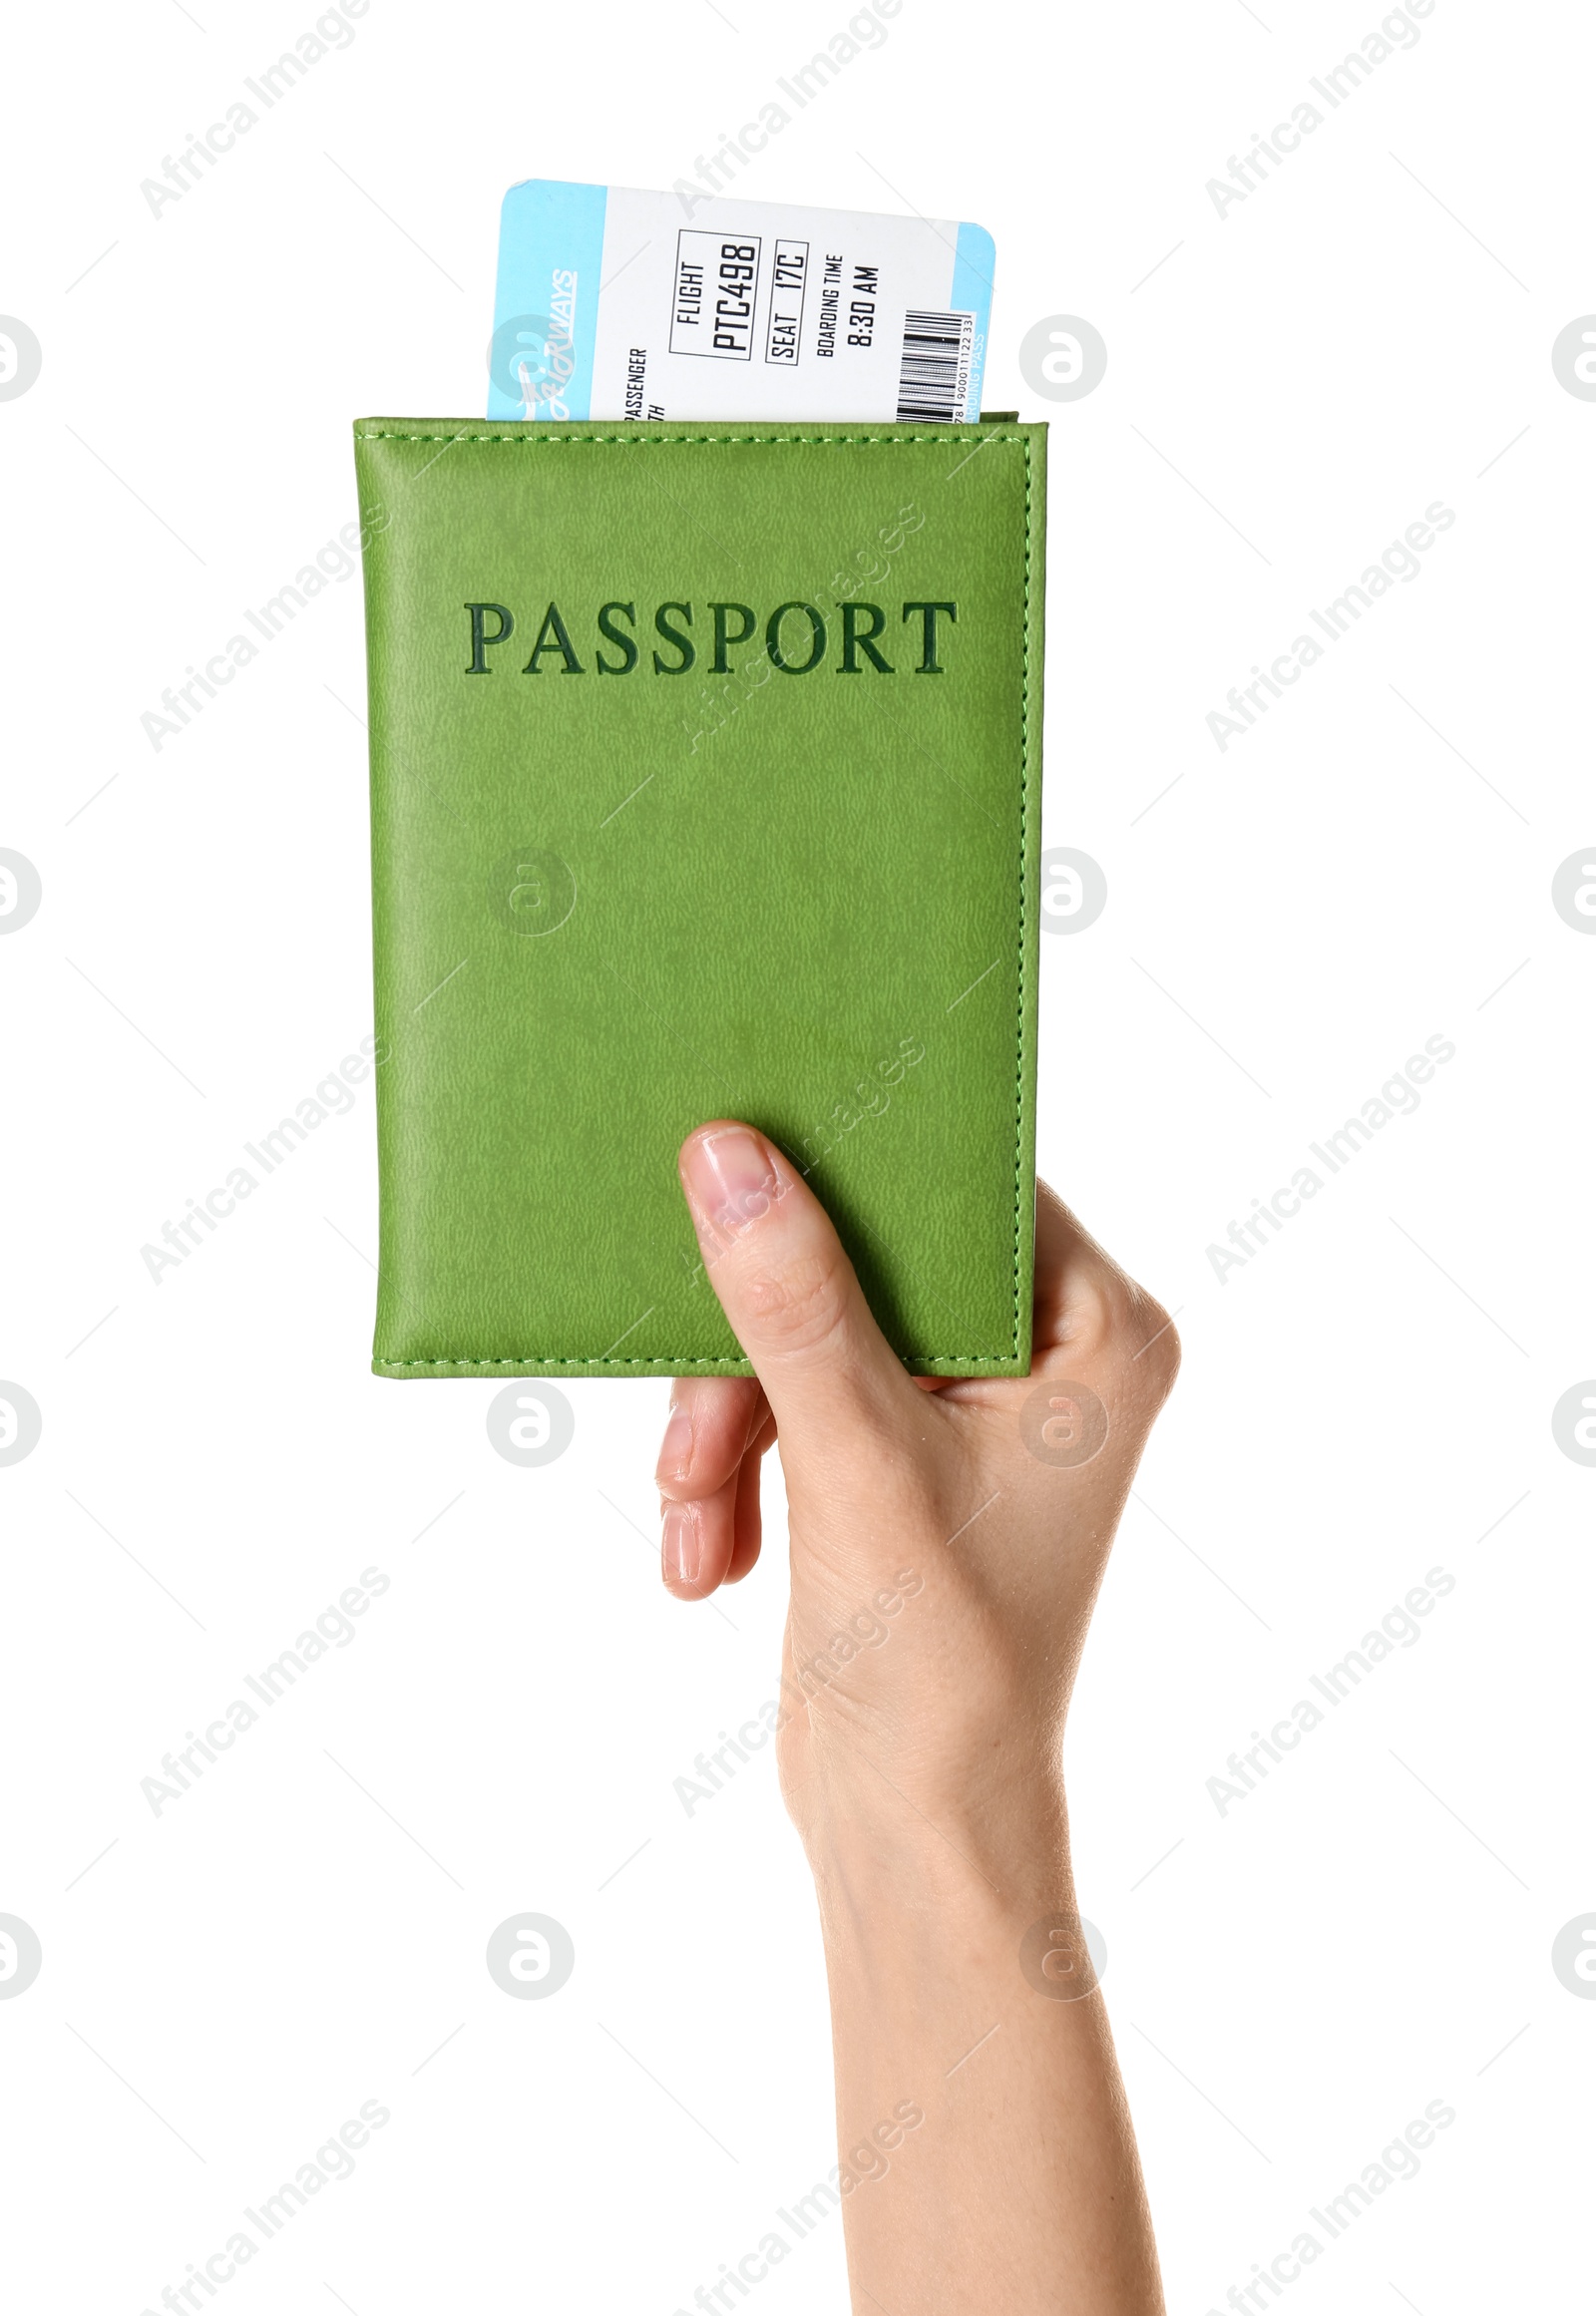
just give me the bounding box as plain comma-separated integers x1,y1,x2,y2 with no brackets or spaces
655,1123,1177,2314
655,1121,1180,1867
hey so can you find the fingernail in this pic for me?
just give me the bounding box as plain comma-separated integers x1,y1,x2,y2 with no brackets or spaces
681,1127,778,1245
656,1401,693,1484
662,1500,700,1590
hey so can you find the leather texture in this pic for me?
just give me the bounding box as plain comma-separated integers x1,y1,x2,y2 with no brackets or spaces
354,417,1044,1377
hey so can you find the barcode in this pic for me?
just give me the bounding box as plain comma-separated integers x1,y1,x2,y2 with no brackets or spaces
896,308,974,423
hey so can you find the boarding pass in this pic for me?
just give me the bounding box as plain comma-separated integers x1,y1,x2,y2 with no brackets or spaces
488,179,995,425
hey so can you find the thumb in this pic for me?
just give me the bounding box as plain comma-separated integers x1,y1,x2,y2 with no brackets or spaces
677,1121,923,1458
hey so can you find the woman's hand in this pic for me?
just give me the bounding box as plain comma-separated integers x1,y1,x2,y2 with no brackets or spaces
656,1121,1179,1865
654,1121,1176,2315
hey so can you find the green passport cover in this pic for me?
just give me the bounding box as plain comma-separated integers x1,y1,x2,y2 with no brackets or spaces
353,417,1044,1378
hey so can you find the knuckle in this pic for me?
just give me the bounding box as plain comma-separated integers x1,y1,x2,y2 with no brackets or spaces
1129,1292,1182,1397
1060,1268,1138,1362
739,1243,852,1359
1061,1270,1181,1398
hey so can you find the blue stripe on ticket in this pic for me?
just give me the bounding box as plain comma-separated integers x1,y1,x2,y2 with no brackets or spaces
488,179,605,422
950,222,997,355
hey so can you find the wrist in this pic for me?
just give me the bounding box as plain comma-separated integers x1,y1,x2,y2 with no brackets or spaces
799,1762,1075,1936
807,1808,1107,2066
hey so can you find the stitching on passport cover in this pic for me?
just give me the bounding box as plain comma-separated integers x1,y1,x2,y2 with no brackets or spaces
355,428,1024,445
365,428,1034,1371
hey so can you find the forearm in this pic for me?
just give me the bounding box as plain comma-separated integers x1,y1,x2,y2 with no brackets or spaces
807,1792,1165,2316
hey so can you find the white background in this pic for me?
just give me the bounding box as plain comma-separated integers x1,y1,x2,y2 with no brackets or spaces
2,2,1592,2310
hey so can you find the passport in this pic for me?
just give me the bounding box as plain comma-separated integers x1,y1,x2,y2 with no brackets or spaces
353,414,1044,1377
